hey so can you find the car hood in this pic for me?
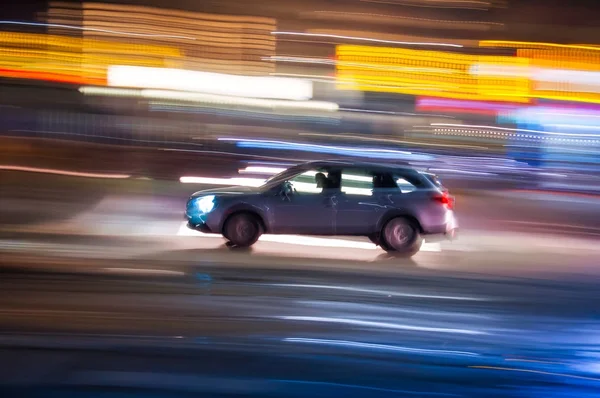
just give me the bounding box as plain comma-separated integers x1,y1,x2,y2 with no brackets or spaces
190,185,258,198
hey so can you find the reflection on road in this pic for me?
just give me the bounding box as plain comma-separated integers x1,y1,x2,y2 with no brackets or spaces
1,173,600,397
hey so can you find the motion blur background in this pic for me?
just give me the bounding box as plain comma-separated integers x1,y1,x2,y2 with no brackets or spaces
1,1,600,397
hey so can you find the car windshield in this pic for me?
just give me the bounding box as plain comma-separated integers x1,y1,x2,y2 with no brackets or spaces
259,165,307,190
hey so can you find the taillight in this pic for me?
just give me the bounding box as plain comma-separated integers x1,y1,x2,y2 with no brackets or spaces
433,191,454,210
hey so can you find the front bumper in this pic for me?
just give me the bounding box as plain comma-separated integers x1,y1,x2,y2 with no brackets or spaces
186,220,212,233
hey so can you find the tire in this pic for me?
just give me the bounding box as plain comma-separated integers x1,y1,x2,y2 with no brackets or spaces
381,217,422,257
368,234,380,245
368,234,393,251
223,213,261,248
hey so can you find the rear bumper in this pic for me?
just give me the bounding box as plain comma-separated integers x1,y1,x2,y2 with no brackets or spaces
423,211,458,241
423,229,458,243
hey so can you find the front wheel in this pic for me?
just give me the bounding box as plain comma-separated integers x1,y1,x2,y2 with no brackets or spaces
381,217,422,257
223,213,261,248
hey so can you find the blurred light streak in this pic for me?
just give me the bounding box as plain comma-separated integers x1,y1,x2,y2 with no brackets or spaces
46,2,277,74
428,168,494,176
480,40,600,52
433,128,600,144
279,316,487,335
217,138,435,161
299,133,489,150
297,300,493,319
471,64,600,95
0,165,130,179
107,66,313,100
546,124,600,130
308,10,503,30
265,56,459,75
238,166,287,175
162,148,308,162
148,104,340,124
0,20,196,40
340,108,414,115
271,31,462,48
469,366,600,382
504,358,566,365
284,338,479,357
270,73,335,81
431,123,600,138
101,268,185,276
0,32,181,57
335,45,530,102
417,97,521,115
80,87,338,112
359,0,492,10
0,32,181,85
469,63,531,78
0,68,102,86
500,106,600,127
179,176,264,186
11,129,206,148
269,284,485,301
271,380,445,396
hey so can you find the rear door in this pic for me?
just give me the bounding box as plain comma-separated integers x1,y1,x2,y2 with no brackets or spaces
334,168,384,235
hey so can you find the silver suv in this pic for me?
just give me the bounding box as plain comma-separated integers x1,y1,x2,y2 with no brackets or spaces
185,161,458,256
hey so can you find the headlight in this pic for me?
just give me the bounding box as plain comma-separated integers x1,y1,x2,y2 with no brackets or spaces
197,195,215,213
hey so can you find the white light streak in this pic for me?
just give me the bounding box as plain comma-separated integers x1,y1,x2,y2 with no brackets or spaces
107,66,313,101
0,165,130,179
284,337,479,356
80,87,339,112
272,31,463,48
279,316,487,335
268,284,484,301
431,123,600,138
0,20,196,40
179,176,265,186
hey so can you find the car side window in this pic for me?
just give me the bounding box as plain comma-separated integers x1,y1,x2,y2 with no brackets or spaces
396,178,418,193
340,169,375,196
372,172,399,191
394,170,426,193
288,169,330,194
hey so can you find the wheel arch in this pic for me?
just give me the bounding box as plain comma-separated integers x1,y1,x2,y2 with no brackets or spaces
377,210,423,234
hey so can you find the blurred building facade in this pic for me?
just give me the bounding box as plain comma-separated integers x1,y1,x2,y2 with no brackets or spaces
0,0,599,186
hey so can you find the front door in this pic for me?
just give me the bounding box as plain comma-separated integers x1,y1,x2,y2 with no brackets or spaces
269,169,335,234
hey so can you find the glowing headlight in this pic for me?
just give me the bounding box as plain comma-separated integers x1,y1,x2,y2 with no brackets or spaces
197,195,215,213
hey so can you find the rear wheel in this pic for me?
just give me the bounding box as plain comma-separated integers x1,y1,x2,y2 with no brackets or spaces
368,234,393,251
381,217,422,257
223,213,261,248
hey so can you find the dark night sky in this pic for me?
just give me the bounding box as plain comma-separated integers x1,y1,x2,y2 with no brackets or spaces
0,0,44,19
1,0,600,32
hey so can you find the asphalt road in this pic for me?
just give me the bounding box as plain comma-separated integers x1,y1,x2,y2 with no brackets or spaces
0,266,599,397
1,171,600,396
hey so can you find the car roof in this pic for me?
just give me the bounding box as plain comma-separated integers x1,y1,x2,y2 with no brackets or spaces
301,159,417,173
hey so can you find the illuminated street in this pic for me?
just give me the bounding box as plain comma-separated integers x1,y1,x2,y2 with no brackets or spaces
2,0,600,396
